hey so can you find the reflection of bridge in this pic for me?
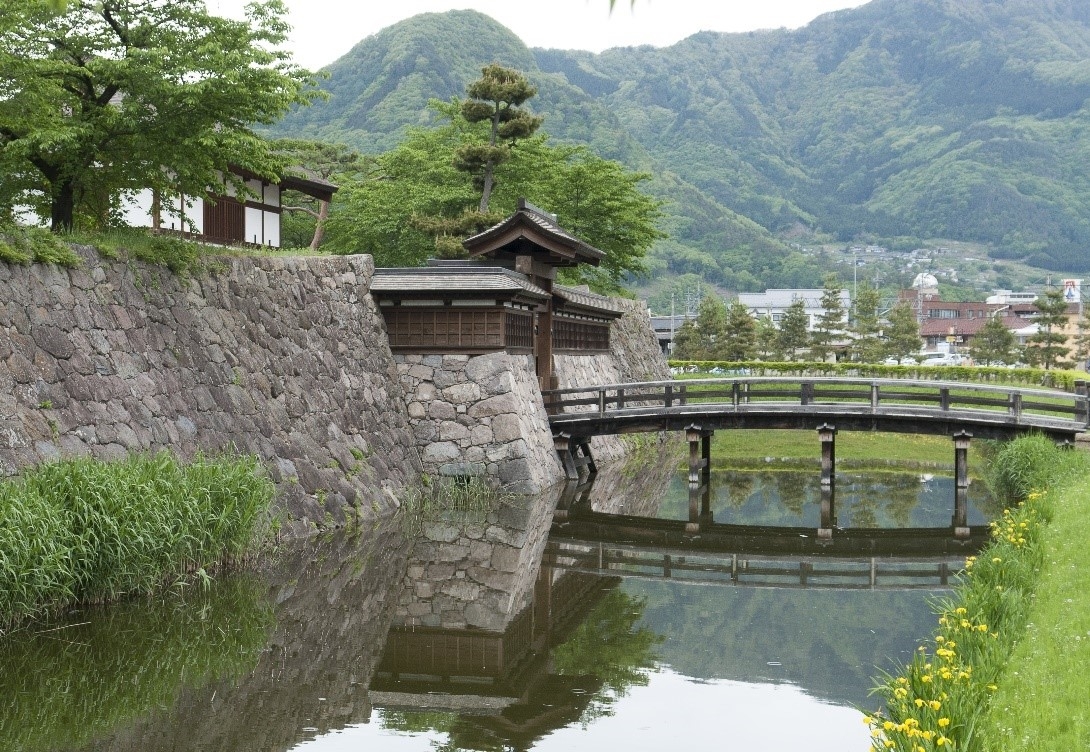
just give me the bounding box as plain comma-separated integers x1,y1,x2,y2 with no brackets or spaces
547,377,1088,537
545,539,965,591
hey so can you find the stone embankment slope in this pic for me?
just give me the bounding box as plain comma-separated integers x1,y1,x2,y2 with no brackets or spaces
0,248,420,536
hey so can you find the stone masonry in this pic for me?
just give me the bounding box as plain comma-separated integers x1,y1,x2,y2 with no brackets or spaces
395,351,564,494
0,248,420,536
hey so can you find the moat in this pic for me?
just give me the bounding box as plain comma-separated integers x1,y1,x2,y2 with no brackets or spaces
0,453,994,752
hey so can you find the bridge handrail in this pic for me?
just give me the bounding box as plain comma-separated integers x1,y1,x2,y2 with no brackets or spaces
543,376,1090,427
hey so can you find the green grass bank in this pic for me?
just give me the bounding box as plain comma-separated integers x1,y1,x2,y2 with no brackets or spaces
0,452,274,631
866,436,1090,751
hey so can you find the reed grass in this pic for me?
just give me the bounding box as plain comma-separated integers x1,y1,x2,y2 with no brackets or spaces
0,451,274,630
865,435,1089,751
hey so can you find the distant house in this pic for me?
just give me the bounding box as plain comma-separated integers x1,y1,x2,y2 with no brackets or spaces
738,288,851,331
119,168,337,248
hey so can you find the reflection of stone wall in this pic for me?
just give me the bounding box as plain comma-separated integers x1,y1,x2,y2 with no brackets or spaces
81,520,413,752
393,492,559,631
0,250,419,534
394,352,563,493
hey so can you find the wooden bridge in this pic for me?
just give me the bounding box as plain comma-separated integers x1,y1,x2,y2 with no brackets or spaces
546,377,1089,538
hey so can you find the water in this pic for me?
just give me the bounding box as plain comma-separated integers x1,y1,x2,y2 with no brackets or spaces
0,454,990,752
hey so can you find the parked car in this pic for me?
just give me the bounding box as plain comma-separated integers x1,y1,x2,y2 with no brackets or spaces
916,352,966,366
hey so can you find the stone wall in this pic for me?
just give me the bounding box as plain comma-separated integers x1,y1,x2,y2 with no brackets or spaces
554,296,673,462
0,248,420,535
395,351,564,494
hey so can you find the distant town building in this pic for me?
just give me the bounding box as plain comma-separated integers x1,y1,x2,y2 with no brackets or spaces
739,288,851,331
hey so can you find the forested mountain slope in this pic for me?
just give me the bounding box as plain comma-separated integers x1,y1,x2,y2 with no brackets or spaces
270,0,1090,280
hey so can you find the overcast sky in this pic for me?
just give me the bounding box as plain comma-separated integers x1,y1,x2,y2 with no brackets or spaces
208,0,870,71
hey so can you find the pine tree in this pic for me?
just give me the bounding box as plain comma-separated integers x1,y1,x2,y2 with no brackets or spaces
777,299,810,361
455,64,542,213
885,303,922,363
721,299,757,361
754,315,780,360
1025,288,1072,370
670,294,728,360
811,276,846,362
849,283,884,362
969,314,1017,366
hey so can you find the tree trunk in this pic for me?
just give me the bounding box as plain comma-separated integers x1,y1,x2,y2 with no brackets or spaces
478,165,495,213
50,178,76,232
308,199,330,252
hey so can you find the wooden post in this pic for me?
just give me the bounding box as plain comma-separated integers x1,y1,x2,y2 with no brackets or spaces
952,430,972,538
801,381,814,406
686,476,712,533
817,423,837,488
1076,380,1088,426
686,425,712,485
870,383,879,410
664,383,673,408
554,432,578,481
818,483,836,539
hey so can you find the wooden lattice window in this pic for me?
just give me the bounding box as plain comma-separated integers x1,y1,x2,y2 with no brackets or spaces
385,308,505,351
552,317,611,352
504,311,534,350
203,195,244,243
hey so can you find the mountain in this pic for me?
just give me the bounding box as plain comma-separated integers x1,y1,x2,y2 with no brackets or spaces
269,0,1090,283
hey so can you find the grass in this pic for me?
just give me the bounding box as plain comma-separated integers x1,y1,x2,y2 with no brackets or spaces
398,474,513,535
0,224,82,267
0,451,275,630
865,435,1090,751
975,471,1090,749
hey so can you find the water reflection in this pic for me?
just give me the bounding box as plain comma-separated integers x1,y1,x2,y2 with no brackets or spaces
0,447,987,752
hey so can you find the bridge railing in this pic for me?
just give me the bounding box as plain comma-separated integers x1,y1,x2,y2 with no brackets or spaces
543,377,1090,427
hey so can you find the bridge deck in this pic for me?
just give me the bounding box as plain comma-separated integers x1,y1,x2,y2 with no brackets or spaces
546,377,1089,440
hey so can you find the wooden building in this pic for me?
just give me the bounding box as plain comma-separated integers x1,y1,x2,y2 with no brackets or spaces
119,168,337,248
372,199,621,386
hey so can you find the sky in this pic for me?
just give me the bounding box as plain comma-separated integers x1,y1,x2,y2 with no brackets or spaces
208,0,871,71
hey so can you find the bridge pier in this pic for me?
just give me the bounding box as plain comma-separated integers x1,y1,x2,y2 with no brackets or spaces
817,423,837,487
686,425,713,486
953,430,972,538
554,433,597,482
818,484,836,539
686,479,712,533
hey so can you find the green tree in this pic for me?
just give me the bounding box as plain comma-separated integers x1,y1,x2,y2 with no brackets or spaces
323,101,660,292
885,303,922,363
456,63,542,213
969,314,1017,366
754,314,780,360
1072,305,1090,370
810,276,846,362
670,293,728,360
1025,288,1072,370
722,299,757,361
849,284,884,362
0,0,315,231
272,139,366,251
776,299,810,361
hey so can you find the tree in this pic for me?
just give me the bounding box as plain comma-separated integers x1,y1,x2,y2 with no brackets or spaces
272,139,366,251
849,283,884,362
456,63,542,213
0,0,315,231
969,314,1017,366
885,303,922,363
1073,305,1090,370
810,276,846,362
754,314,780,360
1025,288,1072,370
776,299,810,361
721,299,757,361
670,293,728,360
323,101,661,292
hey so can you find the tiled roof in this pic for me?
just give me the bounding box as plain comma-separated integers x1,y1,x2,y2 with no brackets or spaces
371,267,549,299
553,284,624,316
462,200,605,262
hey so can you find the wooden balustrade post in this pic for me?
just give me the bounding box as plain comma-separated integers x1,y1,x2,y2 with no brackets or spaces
818,483,836,539
940,387,950,411
686,424,712,486
664,384,673,408
801,381,814,406
598,389,606,416
1076,380,1088,426
871,383,879,409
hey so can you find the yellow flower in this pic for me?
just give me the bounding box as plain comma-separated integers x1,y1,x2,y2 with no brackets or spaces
929,700,942,710
937,736,950,746
938,717,951,728
915,698,925,708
